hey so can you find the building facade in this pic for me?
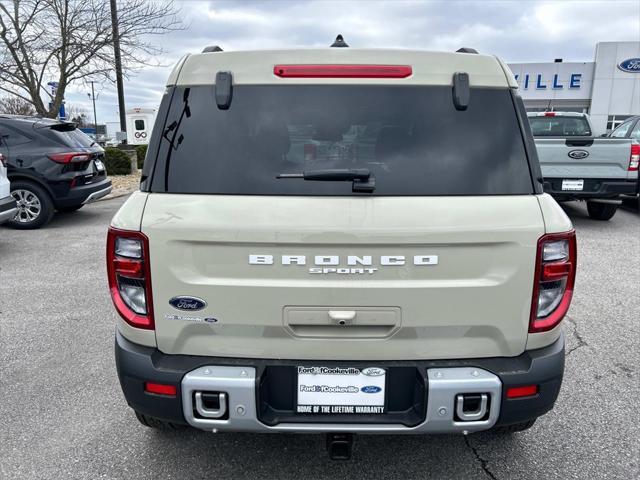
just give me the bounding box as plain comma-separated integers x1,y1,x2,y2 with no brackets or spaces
507,41,640,135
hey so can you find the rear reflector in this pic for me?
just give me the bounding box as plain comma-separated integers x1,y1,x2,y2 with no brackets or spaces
273,64,412,78
506,385,538,398
145,382,177,396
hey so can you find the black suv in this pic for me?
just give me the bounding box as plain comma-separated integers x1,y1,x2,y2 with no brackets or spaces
0,115,112,229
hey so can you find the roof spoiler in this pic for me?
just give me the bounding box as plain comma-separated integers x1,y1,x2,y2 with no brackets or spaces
456,47,478,54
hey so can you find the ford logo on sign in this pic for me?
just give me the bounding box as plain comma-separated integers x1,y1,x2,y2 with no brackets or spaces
618,58,640,73
361,386,382,394
568,149,589,159
361,367,385,377
169,296,207,311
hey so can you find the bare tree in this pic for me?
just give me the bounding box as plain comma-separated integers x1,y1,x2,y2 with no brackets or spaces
0,95,36,115
0,0,181,118
66,104,89,126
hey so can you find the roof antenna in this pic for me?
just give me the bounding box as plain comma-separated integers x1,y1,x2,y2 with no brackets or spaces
331,34,349,48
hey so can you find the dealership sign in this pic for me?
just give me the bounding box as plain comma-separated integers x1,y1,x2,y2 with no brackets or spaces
618,58,640,73
513,73,582,90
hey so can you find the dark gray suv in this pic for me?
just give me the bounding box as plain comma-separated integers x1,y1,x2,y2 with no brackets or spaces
0,115,112,229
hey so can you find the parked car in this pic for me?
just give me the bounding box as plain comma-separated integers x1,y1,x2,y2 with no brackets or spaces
528,112,638,220
0,153,17,225
109,41,576,458
607,115,640,209
0,115,112,229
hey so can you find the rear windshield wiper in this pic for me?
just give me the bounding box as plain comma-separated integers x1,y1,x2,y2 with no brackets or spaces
277,168,375,192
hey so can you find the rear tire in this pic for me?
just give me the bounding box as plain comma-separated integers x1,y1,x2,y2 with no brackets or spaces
586,201,618,221
134,411,187,431
492,419,536,434
57,204,84,213
8,181,54,229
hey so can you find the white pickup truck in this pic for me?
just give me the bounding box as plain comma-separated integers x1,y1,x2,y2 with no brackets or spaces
529,112,639,220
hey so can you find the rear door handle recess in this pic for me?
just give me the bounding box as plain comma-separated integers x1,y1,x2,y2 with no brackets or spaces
328,310,356,325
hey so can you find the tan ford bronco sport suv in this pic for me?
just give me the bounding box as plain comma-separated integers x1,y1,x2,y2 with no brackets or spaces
108,38,576,459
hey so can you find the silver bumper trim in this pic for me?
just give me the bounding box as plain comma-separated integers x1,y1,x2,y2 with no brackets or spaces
181,366,501,434
82,185,112,204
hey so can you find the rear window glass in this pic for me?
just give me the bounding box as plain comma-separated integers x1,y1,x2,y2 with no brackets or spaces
529,116,591,137
135,119,145,130
39,126,95,148
151,85,533,196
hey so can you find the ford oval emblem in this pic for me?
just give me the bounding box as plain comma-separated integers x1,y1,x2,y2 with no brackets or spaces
361,385,382,394
169,296,207,311
568,149,589,159
618,58,640,73
361,367,385,377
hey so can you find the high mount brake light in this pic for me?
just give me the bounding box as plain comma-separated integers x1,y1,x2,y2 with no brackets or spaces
529,231,577,333
544,112,556,117
107,227,154,330
48,152,91,164
273,64,412,78
629,143,639,171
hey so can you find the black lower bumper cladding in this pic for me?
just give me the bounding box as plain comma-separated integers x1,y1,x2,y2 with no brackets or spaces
115,331,565,429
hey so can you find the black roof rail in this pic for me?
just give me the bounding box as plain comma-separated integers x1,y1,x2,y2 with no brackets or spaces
456,47,478,54
331,34,349,48
202,46,223,53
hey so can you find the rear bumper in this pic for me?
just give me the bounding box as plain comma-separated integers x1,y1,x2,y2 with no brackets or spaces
54,178,112,208
115,330,565,433
543,178,638,200
0,195,17,224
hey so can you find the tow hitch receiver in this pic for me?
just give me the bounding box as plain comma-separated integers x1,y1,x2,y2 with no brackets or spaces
326,433,354,460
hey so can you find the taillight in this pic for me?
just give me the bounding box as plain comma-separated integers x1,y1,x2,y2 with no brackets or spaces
107,227,154,329
529,230,577,333
48,152,92,164
0,153,7,167
273,64,412,78
629,143,639,171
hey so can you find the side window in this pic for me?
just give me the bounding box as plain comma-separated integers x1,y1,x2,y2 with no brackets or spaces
135,119,145,131
610,119,633,138
629,121,640,141
1,126,32,147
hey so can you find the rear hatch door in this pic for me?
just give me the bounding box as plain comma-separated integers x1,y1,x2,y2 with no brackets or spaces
144,81,544,360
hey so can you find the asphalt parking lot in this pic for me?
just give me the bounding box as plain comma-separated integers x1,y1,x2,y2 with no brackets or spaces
0,197,638,479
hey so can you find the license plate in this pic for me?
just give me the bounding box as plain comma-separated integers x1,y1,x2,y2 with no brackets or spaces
561,179,584,191
94,159,105,172
296,366,386,414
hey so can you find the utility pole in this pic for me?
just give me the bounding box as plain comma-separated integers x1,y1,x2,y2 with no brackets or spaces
89,81,98,140
110,0,127,143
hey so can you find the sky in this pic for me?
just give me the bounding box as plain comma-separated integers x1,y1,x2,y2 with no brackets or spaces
64,0,640,126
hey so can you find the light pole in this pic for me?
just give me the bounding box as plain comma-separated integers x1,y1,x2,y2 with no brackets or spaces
110,0,127,143
87,81,98,142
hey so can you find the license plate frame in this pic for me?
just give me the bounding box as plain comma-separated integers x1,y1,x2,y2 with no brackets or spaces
296,366,386,415
561,179,584,191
